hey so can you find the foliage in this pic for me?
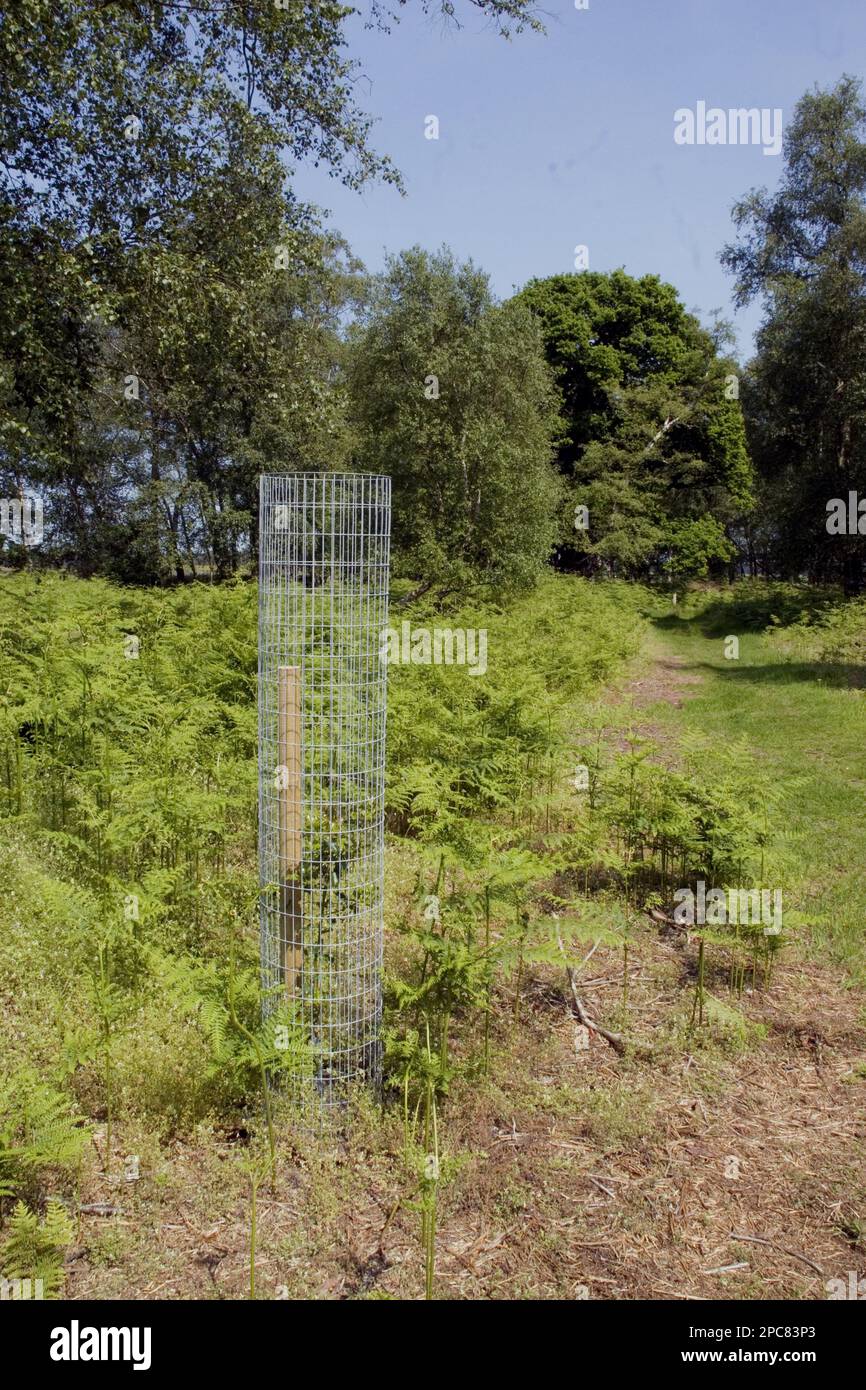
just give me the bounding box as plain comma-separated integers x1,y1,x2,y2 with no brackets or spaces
0,1198,74,1299
347,246,565,595
0,1069,87,1208
770,593,866,665
0,1,546,579
0,569,645,1163
664,516,735,580
0,574,264,1154
723,76,866,591
515,269,754,576
385,575,645,849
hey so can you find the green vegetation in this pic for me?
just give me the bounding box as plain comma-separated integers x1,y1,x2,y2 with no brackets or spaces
0,569,649,1294
5,8,865,598
1,2,866,1307
0,0,541,580
347,248,564,593
653,584,866,984
1,571,864,1299
725,76,866,592
517,269,753,576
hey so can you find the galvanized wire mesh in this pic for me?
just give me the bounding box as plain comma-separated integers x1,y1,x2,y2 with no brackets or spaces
258,473,391,1112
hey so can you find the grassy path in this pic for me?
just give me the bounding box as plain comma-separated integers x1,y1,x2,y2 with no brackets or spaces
643,597,866,988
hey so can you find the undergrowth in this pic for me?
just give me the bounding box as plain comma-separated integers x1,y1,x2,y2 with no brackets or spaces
0,571,794,1296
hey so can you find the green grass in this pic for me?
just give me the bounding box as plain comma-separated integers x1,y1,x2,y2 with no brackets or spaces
647,587,866,986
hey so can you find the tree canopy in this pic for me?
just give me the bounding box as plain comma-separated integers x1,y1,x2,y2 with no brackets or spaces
723,75,866,591
0,0,544,579
516,270,753,578
4,13,860,601
346,247,564,594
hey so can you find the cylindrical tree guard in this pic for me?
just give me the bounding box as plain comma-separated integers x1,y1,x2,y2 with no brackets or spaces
258,473,391,1109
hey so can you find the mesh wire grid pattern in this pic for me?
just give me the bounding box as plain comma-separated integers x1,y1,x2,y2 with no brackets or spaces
258,473,391,1112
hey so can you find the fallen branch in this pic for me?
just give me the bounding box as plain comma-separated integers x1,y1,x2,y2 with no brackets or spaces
645,905,687,931
556,924,626,1055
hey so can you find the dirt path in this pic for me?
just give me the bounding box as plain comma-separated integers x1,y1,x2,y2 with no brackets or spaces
622,633,705,710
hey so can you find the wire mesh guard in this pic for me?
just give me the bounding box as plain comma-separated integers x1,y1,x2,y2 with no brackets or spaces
258,474,391,1111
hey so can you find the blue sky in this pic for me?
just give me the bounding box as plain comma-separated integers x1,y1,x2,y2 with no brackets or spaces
291,0,866,360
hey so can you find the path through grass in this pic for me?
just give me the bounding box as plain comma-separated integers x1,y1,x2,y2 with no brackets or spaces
647,592,866,987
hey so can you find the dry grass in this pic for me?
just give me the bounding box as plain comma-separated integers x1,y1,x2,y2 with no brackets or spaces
59,909,866,1301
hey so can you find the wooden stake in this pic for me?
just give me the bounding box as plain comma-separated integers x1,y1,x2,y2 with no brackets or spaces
278,665,303,995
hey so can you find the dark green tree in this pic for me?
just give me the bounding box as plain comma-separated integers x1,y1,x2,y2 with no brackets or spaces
516,270,753,577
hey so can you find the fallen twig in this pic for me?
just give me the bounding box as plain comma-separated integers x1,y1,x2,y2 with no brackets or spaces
588,1175,616,1198
730,1232,824,1276
581,969,642,989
